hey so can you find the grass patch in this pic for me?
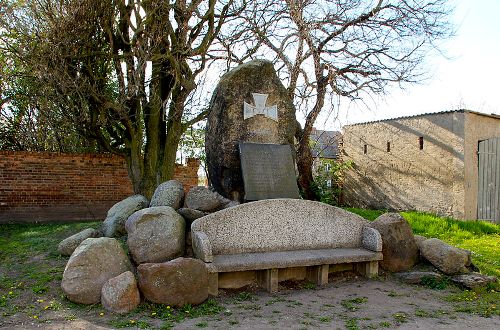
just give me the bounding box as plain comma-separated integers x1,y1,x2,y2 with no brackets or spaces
421,276,449,290
445,289,499,317
341,296,368,311
346,208,500,278
345,317,360,330
344,208,385,221
401,211,500,277
392,312,409,323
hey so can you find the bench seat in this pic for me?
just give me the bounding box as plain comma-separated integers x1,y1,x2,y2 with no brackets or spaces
191,199,384,294
206,248,382,273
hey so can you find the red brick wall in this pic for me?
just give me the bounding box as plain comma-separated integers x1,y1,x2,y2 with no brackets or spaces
0,151,200,223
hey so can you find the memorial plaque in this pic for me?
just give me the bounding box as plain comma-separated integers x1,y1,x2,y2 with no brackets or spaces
239,142,301,200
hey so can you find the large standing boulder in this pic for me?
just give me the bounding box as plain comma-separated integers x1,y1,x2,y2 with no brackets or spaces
419,238,470,275
149,180,185,209
58,228,101,256
205,59,298,201
61,238,131,304
101,195,149,237
125,207,185,264
369,213,418,272
137,258,208,307
101,271,140,314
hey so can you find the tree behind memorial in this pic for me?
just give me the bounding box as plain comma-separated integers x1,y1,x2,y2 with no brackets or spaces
0,0,239,197
218,0,453,199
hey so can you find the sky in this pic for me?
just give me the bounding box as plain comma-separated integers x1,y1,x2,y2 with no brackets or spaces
320,0,500,131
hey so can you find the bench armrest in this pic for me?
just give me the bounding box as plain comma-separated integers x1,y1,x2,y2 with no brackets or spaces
192,231,213,262
362,227,382,252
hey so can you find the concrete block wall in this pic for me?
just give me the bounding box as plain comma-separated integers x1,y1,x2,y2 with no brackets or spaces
0,151,200,223
343,112,466,219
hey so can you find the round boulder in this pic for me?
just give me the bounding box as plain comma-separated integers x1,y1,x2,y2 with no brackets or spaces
369,213,418,272
58,228,101,256
126,207,185,264
149,180,185,209
184,186,224,212
137,258,208,307
177,208,207,227
101,271,140,314
61,237,131,304
419,238,470,275
101,195,149,237
451,273,498,290
205,59,297,201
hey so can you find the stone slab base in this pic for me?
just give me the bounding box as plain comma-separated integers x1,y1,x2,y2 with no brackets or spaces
208,261,378,296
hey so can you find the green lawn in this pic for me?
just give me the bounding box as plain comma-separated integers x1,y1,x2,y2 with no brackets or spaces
346,208,500,278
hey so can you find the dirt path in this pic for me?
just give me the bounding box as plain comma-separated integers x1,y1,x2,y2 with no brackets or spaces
3,275,499,330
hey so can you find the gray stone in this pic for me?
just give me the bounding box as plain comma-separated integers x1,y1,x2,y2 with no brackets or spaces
414,235,427,247
137,258,208,307
185,231,194,258
101,271,140,314
362,227,382,252
125,206,185,264
419,238,470,275
61,238,131,304
58,228,100,256
451,273,498,289
101,195,149,237
177,208,207,227
369,213,419,272
222,200,240,209
184,186,223,211
191,199,376,258
150,180,185,209
205,59,298,201
395,271,442,284
239,143,300,200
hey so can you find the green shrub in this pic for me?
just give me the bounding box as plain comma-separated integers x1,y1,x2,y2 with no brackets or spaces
312,159,353,206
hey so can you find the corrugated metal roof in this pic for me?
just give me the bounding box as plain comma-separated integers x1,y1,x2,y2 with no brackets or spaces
344,109,500,127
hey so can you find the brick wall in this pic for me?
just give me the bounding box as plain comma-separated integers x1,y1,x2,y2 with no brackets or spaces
0,151,200,223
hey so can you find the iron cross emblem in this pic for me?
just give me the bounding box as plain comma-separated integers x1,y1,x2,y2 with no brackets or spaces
243,93,278,121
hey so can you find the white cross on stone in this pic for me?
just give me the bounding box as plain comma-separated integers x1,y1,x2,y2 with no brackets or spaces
243,93,278,121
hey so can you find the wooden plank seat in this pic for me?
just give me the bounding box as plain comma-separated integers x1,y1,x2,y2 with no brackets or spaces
191,199,383,295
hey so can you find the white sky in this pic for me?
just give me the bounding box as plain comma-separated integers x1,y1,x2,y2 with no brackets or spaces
319,0,500,131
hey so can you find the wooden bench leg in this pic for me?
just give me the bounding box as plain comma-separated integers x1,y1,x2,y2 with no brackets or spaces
306,265,329,286
258,269,279,293
356,261,379,278
208,273,219,296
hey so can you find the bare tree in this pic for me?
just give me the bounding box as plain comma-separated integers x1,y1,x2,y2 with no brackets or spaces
1,0,242,197
217,0,453,198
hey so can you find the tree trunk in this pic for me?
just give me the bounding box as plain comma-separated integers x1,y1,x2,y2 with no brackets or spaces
295,78,327,201
296,136,317,200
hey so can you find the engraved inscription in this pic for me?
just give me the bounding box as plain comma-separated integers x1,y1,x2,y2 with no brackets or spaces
239,142,300,200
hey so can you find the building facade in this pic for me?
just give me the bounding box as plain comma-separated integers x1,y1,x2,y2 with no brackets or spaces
310,128,342,186
343,110,500,222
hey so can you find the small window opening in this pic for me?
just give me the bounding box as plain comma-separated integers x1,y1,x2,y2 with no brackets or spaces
387,141,391,152
364,144,367,154
326,179,332,188
419,136,424,150
325,163,331,171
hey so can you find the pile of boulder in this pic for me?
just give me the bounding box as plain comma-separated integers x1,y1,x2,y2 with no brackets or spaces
58,192,497,314
57,180,237,314
369,213,497,289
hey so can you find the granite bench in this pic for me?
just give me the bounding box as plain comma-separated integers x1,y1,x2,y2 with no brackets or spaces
191,199,383,295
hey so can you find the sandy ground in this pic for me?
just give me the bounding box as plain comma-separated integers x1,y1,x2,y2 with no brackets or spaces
2,274,499,330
